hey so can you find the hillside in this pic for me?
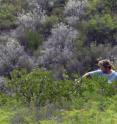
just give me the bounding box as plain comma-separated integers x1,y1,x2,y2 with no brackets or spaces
0,0,117,123
0,0,117,78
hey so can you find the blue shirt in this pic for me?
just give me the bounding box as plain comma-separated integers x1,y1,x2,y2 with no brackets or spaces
87,69,117,83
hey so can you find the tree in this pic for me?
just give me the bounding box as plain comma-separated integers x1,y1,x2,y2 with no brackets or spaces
17,0,46,31
38,23,78,79
0,38,34,76
64,0,88,26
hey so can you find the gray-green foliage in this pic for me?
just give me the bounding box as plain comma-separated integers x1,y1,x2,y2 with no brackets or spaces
64,0,88,26
42,15,59,30
0,39,34,76
0,4,17,29
0,0,117,80
39,23,78,79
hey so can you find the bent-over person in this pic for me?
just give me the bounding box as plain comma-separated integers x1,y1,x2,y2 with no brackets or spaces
83,59,117,83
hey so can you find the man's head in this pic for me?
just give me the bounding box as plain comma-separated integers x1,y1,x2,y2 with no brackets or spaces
98,59,113,73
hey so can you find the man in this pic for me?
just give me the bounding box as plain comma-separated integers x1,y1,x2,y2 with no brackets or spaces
83,59,117,83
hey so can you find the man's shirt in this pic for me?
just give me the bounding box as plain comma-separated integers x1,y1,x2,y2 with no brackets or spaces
87,69,117,83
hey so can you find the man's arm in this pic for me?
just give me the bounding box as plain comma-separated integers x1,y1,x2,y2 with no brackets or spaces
82,69,101,79
82,73,91,79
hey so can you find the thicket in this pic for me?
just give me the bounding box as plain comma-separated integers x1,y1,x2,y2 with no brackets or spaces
2,68,117,106
0,0,117,123
0,0,117,78
0,68,117,123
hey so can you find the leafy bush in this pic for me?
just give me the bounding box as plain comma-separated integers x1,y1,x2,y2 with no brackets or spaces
0,4,17,29
6,68,74,106
43,15,59,29
88,0,117,15
87,14,117,31
83,14,117,45
42,15,59,37
2,69,117,123
0,39,34,76
25,30,44,51
74,75,117,98
36,76,117,124
6,67,117,106
51,7,64,18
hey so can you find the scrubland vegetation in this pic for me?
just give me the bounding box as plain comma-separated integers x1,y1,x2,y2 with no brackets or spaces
0,0,117,123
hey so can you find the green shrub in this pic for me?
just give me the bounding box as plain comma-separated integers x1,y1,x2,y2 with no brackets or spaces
6,67,117,106
0,4,17,29
2,70,117,123
82,14,117,45
87,14,117,31
6,68,74,106
25,30,44,51
43,15,59,29
51,7,64,18
88,0,116,15
74,75,117,99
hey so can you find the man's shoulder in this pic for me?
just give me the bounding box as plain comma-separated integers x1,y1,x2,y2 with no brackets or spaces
88,69,102,75
111,71,117,78
112,70,117,75
113,71,117,76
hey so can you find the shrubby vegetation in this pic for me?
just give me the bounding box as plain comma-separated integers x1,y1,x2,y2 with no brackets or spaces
64,0,88,26
6,68,74,105
0,68,117,123
0,0,117,77
39,23,78,78
0,4,17,29
0,0,117,123
0,39,34,76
